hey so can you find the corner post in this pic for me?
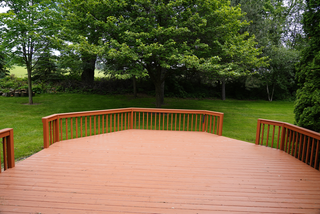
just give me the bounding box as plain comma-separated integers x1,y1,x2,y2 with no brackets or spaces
7,128,15,168
42,118,49,148
218,114,224,136
255,119,262,145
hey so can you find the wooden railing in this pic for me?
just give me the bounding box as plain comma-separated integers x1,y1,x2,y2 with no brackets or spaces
256,119,320,170
42,108,224,148
0,128,15,173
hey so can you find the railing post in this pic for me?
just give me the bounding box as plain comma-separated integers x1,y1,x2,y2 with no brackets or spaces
280,124,286,151
42,118,49,148
218,114,224,136
130,109,134,129
7,129,15,168
255,119,262,145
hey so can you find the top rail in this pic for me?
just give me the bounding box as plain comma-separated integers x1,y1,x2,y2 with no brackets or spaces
42,107,224,148
256,119,320,170
0,128,15,173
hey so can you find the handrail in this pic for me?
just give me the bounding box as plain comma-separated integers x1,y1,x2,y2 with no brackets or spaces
256,119,320,170
0,128,15,172
42,107,224,148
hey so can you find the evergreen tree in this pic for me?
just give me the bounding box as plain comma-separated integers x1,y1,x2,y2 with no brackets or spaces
294,0,320,132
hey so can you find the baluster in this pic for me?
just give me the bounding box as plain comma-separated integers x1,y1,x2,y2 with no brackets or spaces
155,112,157,130
167,113,169,130
305,137,311,163
187,114,189,131
310,138,315,167
171,113,173,131
121,113,123,131
81,117,83,137
163,113,165,130
277,126,281,149
302,135,307,162
213,116,216,134
98,115,100,134
106,114,109,133
76,117,78,138
298,133,303,159
179,114,181,131
118,113,120,131
151,113,153,130
260,124,265,145
125,113,127,130
49,121,52,145
85,116,87,137
271,125,275,148
102,115,104,134
71,118,73,139
66,118,68,140
60,118,63,140
147,112,149,130
191,114,193,131
142,112,144,129
3,138,7,170
266,125,270,147
175,114,177,131
183,114,185,131
294,132,299,158
159,113,161,130
291,131,296,156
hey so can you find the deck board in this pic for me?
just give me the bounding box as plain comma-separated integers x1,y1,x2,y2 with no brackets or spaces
1,130,320,213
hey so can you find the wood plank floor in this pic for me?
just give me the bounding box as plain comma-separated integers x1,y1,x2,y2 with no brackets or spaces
0,130,320,214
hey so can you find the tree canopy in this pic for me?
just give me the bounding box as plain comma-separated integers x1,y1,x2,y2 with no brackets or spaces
294,0,320,132
69,0,268,107
0,0,58,104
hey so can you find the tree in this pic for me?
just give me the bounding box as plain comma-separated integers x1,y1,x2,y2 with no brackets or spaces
294,0,320,132
0,0,58,104
85,0,267,107
231,0,305,101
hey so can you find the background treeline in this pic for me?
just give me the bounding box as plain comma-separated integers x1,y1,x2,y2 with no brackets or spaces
0,0,304,103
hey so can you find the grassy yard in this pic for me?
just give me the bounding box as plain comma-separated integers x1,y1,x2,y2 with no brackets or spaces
0,93,294,161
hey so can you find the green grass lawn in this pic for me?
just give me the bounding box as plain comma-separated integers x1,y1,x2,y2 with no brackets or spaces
0,93,294,161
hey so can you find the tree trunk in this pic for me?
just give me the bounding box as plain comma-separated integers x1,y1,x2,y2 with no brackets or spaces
160,80,165,105
81,53,97,86
132,75,137,98
155,81,162,108
221,78,226,101
27,66,33,105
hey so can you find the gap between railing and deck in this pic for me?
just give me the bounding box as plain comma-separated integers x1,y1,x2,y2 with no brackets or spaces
42,108,224,148
0,128,15,173
256,119,320,170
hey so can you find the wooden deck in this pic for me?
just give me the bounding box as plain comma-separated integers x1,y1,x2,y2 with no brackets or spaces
1,130,320,213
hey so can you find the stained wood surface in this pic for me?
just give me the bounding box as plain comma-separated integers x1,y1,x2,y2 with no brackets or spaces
1,130,320,213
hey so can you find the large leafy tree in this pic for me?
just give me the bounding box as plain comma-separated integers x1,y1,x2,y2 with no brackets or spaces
294,0,320,132
0,0,58,104
84,0,267,106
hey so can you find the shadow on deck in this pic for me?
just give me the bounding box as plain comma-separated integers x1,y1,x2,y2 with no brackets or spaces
1,130,320,213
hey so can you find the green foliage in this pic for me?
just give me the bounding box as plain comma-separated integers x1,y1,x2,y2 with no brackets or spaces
0,0,59,103
0,53,9,78
294,0,320,132
74,0,267,106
